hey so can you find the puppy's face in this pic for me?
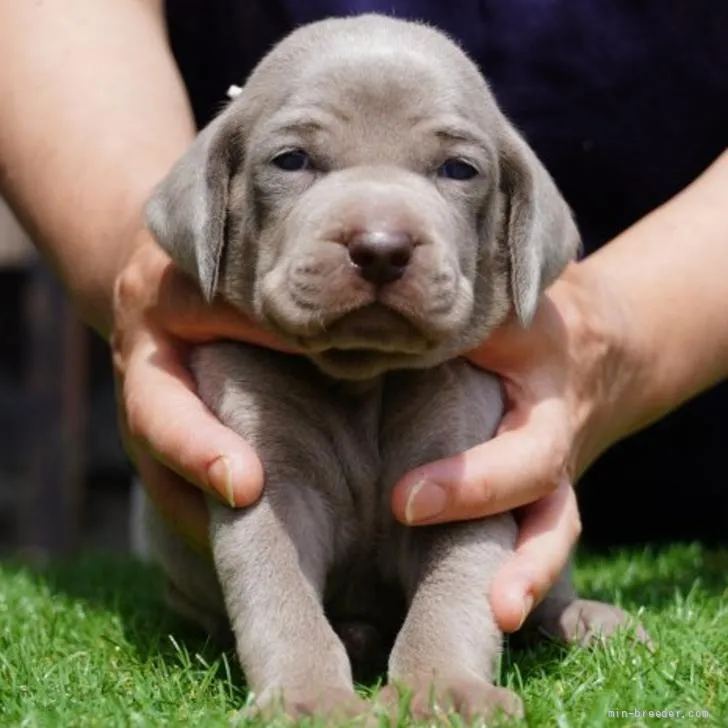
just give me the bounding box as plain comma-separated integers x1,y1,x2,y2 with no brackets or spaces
230,38,508,378
147,16,580,380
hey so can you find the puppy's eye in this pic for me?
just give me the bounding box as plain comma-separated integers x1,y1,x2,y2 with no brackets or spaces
272,149,311,172
437,159,479,181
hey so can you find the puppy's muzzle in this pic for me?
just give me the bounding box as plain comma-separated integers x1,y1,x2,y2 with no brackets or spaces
258,168,470,378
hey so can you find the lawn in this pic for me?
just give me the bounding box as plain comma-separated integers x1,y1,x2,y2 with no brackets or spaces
1,544,726,727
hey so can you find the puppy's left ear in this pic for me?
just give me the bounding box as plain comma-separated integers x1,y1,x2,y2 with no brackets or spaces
145,110,242,302
499,126,581,325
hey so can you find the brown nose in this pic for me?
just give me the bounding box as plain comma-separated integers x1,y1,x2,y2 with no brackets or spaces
347,230,414,285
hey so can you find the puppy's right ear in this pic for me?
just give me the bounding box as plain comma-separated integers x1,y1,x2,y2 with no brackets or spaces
499,126,581,326
145,111,241,302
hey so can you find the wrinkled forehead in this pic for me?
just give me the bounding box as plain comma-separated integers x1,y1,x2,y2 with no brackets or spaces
243,26,502,160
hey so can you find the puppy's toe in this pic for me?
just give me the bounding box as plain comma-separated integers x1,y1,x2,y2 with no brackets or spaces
253,685,369,723
544,598,652,648
378,676,523,723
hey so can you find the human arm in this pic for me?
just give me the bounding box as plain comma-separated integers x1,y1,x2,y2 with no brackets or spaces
0,0,196,333
391,149,728,630
0,0,273,542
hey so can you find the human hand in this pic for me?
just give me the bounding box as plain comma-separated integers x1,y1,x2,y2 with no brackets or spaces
391,151,728,633
390,262,632,632
112,229,294,551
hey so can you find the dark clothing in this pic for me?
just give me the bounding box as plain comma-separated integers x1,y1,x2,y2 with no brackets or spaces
165,0,728,546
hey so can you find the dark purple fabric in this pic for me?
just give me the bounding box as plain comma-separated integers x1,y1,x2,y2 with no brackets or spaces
164,1,728,546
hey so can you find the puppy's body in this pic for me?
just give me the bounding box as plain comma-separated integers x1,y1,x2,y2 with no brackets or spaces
144,348,525,716
144,15,644,721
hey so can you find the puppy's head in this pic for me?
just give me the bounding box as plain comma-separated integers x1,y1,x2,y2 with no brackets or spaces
146,15,580,380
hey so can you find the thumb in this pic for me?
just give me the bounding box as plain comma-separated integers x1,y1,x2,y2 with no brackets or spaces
391,401,570,525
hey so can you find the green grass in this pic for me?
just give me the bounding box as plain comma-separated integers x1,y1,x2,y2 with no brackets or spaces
1,544,726,727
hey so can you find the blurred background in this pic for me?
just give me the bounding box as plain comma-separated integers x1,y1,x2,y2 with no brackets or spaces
0,197,133,560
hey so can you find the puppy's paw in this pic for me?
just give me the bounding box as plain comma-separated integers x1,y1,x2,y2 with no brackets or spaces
537,598,652,648
250,684,370,723
378,676,523,723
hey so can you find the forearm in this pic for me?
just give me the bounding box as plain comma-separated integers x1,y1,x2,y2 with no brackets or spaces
577,150,728,457
0,0,196,337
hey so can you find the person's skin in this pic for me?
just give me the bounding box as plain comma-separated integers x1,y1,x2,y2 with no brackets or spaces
394,148,728,627
1,0,727,633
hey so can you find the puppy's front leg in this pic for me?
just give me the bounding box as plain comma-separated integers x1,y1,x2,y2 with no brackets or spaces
384,516,524,722
209,493,364,719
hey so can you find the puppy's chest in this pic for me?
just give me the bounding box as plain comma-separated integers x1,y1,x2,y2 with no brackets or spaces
196,344,501,542
319,382,399,538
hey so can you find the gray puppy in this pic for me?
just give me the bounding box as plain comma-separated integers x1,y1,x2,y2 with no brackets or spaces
143,14,644,723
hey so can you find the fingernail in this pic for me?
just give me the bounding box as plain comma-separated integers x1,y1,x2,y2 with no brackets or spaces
516,594,534,631
208,456,236,507
404,479,448,524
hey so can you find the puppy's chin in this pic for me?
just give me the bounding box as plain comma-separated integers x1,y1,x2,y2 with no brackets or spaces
306,305,429,351
309,348,441,381
282,304,439,380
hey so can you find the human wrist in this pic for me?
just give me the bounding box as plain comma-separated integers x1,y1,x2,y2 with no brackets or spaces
2,125,194,341
565,239,693,477
577,153,728,465
552,260,646,476
39,130,195,338
59,194,160,340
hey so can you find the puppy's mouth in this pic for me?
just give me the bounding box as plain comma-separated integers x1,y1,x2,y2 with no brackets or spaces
288,303,436,380
298,303,432,356
313,348,410,376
